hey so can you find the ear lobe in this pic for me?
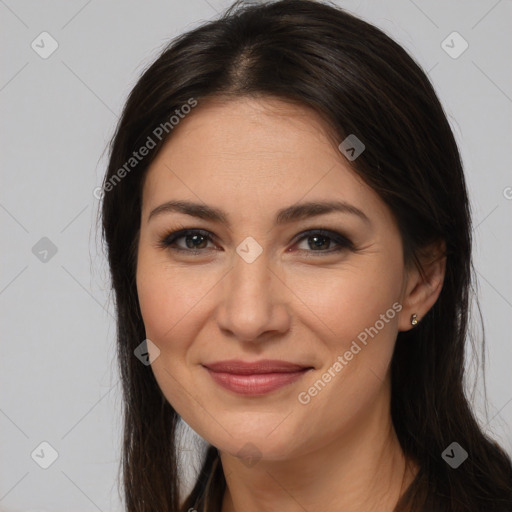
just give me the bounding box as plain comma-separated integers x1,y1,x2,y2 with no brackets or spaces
398,240,447,332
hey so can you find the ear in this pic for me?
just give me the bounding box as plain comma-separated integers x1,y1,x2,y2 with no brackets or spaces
398,240,446,332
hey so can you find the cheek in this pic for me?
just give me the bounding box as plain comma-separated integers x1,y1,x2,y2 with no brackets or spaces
135,252,207,415
288,256,403,349
291,257,403,433
136,247,211,348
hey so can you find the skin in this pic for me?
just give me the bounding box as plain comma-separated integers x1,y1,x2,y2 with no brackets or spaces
136,96,446,512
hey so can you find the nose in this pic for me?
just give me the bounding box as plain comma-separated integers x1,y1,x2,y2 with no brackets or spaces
215,251,291,343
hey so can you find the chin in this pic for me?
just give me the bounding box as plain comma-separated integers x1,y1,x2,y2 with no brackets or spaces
196,417,307,463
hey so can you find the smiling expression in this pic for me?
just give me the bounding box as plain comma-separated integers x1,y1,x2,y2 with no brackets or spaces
135,95,414,461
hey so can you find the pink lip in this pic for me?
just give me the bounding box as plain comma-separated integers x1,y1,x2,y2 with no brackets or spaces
202,359,313,395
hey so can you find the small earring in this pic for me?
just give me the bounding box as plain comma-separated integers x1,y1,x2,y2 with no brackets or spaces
410,313,418,326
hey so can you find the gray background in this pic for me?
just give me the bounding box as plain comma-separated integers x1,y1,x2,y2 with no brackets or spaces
1,0,511,510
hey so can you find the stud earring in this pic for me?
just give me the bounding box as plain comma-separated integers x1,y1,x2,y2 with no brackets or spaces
410,313,418,326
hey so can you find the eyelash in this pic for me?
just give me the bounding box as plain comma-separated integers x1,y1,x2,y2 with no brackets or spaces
157,226,355,257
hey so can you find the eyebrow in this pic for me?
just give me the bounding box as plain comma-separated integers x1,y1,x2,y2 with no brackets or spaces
147,199,371,226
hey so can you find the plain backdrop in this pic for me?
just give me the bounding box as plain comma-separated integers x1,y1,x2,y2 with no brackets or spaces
1,1,511,510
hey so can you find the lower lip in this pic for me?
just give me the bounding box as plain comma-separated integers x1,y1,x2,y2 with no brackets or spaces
204,367,312,395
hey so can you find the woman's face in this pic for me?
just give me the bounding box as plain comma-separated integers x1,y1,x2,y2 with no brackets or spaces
136,96,416,462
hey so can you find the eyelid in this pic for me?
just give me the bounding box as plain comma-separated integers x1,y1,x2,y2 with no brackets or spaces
291,228,354,251
158,227,216,251
158,226,355,254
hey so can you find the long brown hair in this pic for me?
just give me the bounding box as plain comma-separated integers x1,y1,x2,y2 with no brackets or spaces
100,1,512,510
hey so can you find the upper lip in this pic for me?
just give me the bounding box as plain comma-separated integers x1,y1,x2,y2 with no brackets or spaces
202,359,312,375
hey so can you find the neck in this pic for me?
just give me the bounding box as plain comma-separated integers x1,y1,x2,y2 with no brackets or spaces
219,383,418,512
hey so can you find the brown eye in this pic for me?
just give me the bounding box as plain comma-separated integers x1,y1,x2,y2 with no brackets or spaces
293,229,354,255
158,228,354,256
159,229,217,252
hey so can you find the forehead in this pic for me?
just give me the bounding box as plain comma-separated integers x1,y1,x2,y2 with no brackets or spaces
141,96,388,226
157,96,338,166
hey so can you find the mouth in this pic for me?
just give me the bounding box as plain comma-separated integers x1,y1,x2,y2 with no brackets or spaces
202,359,314,396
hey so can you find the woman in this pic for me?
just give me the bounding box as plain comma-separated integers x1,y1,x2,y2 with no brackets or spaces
100,0,512,510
